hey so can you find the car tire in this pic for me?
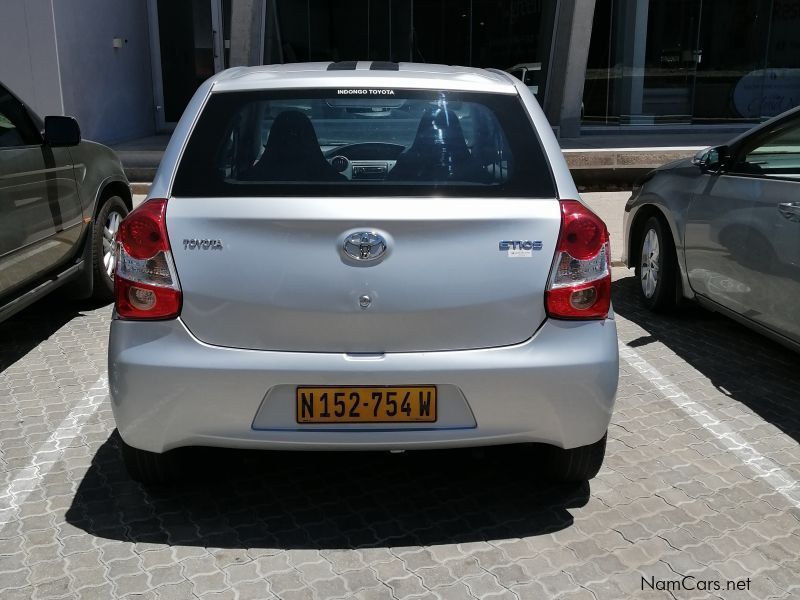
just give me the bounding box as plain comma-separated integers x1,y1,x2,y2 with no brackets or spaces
91,196,128,301
636,215,677,312
542,433,607,483
120,437,180,485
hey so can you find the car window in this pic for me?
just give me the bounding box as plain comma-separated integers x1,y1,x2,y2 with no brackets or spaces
0,86,40,148
730,116,800,179
173,89,556,198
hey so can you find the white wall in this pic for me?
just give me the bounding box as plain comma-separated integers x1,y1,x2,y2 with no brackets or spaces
52,0,155,143
0,0,64,117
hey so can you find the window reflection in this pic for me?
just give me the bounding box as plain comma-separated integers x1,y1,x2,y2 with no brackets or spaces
583,0,800,125
264,0,557,93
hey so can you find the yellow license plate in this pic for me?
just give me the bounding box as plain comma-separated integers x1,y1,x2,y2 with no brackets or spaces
296,386,437,423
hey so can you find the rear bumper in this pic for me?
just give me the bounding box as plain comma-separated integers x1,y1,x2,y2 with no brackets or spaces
109,316,619,453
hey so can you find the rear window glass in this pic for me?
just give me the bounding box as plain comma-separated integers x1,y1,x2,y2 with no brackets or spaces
173,89,555,198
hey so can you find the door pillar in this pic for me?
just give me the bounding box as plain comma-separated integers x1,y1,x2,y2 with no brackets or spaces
543,0,597,137
614,0,649,123
229,0,265,66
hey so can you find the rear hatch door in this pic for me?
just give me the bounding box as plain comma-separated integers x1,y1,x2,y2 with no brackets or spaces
167,196,560,352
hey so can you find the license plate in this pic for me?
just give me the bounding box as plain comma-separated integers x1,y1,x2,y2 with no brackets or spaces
296,386,437,423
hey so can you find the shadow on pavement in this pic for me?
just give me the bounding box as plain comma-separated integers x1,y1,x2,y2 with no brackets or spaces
66,432,589,549
0,295,110,373
613,274,800,444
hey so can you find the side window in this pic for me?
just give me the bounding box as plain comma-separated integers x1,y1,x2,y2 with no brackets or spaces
730,117,800,179
0,86,40,148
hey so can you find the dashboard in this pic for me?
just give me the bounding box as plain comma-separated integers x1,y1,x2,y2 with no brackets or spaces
323,143,405,181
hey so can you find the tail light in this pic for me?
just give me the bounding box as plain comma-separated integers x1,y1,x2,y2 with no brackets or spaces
546,200,611,320
114,199,182,320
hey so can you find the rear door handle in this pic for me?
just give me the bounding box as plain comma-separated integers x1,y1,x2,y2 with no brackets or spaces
778,202,800,222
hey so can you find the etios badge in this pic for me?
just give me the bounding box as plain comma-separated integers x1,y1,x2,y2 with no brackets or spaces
343,231,387,261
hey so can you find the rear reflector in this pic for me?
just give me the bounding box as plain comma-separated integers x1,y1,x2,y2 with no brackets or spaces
546,200,611,320
114,198,182,320
115,278,182,320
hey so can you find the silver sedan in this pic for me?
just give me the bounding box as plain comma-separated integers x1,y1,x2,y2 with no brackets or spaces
623,105,800,351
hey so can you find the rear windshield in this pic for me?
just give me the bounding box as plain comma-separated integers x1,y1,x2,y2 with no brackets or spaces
173,89,556,198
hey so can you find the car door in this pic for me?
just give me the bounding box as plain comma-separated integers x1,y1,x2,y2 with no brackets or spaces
685,112,800,342
0,85,82,298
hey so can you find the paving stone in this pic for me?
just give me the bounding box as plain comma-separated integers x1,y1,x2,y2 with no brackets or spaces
414,564,455,589
154,580,195,600
371,558,411,582
139,549,175,570
442,556,483,580
537,571,580,597
70,566,108,591
28,558,69,585
310,576,349,599
0,569,30,592
74,583,115,599
350,585,394,600
256,554,293,577
198,591,236,600
4,271,800,600
106,556,143,580
231,580,273,600
190,570,228,596
222,560,259,585
113,572,151,596
386,574,427,598
266,569,306,595
342,567,383,593
30,575,70,598
433,581,473,600
322,550,367,573
277,588,314,600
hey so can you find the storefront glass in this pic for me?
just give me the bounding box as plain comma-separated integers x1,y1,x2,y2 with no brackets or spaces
264,0,557,95
583,0,800,125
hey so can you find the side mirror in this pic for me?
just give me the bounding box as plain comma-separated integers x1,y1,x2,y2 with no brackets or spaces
692,145,726,173
44,116,81,147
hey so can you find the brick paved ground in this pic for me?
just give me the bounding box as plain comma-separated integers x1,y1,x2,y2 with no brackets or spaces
1,269,799,599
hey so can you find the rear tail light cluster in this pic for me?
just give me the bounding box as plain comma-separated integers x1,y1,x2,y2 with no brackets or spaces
114,199,182,320
546,200,611,320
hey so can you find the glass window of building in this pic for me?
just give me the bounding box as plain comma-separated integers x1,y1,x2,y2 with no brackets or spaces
264,0,557,98
583,0,800,126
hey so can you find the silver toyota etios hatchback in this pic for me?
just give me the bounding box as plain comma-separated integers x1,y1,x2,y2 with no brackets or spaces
109,62,619,484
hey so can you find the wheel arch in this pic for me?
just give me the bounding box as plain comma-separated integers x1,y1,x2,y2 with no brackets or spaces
93,178,133,219
628,202,694,301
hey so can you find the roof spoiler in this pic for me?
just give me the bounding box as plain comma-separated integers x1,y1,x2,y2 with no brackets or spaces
326,61,399,71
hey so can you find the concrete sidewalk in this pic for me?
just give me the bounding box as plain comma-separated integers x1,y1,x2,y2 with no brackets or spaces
559,130,738,188
580,191,630,265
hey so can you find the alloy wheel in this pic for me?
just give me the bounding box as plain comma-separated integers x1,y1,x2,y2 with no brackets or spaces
640,228,660,298
102,211,123,278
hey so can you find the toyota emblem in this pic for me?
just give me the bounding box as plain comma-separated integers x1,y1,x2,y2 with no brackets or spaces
343,231,387,262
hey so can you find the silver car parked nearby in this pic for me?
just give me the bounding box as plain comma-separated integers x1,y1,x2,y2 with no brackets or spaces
109,62,619,485
624,105,800,351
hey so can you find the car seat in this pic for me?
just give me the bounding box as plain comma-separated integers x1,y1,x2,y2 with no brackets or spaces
388,108,489,183
243,110,345,182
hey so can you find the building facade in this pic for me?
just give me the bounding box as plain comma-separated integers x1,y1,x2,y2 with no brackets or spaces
584,0,800,126
2,0,798,144
0,0,155,144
